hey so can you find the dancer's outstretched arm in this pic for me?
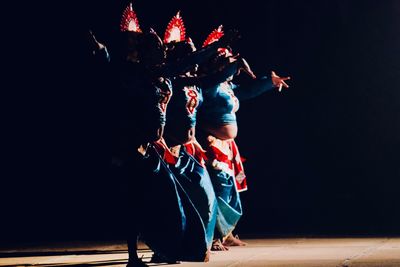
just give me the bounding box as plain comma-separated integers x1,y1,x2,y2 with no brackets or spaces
177,62,240,90
88,30,110,63
233,71,290,101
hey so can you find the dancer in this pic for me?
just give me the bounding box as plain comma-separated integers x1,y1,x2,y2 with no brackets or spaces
198,25,290,250
162,12,244,261
116,5,206,266
162,12,217,262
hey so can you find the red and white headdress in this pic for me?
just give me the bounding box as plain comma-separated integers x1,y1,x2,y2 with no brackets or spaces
120,3,142,32
203,25,232,57
202,25,224,47
164,11,186,43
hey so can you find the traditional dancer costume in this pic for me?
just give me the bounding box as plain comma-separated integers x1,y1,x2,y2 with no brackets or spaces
119,5,211,265
162,12,218,253
162,11,243,252
199,26,276,243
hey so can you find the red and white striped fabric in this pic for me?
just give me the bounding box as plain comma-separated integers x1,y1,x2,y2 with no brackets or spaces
152,139,208,167
183,140,207,167
206,139,247,192
153,138,178,165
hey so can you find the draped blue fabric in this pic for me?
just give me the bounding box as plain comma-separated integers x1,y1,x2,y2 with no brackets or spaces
207,166,243,238
170,147,218,249
137,143,208,261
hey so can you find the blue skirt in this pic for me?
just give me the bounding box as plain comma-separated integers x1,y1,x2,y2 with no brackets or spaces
170,147,218,249
207,167,243,238
134,143,208,261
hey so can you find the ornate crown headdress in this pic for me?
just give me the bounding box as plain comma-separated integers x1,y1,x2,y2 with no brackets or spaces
203,25,232,57
120,3,142,32
202,25,224,47
164,11,186,43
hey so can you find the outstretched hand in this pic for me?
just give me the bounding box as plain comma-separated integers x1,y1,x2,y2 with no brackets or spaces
271,71,291,92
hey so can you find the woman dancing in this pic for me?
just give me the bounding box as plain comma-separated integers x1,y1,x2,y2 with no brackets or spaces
162,12,245,261
198,25,291,250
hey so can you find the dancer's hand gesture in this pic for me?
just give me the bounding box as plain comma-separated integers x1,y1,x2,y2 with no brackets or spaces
271,71,291,92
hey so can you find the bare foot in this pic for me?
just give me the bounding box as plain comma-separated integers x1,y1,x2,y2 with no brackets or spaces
211,239,229,251
204,249,211,262
222,234,247,247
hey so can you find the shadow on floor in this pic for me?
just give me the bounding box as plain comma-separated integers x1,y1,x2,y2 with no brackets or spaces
0,248,151,258
0,258,126,267
0,250,168,267
0,258,173,267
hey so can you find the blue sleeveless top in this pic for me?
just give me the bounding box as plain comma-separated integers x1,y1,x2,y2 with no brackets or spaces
166,62,242,129
200,76,274,126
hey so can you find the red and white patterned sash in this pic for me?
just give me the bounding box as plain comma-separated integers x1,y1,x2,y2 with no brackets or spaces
152,138,178,165
206,138,247,192
183,140,207,167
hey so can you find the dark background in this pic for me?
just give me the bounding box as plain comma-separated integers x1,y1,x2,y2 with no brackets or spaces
2,0,400,245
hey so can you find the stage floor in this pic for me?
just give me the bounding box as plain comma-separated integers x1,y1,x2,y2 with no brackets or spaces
1,238,400,267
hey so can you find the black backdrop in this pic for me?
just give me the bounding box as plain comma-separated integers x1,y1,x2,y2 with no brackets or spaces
2,0,400,244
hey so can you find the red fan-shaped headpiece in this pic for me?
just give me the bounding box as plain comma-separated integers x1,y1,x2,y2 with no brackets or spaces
202,25,224,47
164,11,186,43
203,25,232,57
120,3,142,32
